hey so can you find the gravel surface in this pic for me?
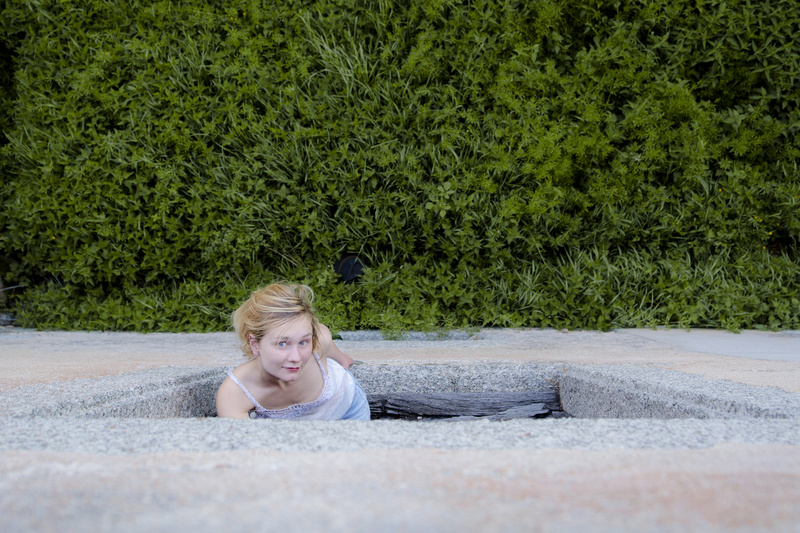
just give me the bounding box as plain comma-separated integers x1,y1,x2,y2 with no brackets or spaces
2,327,800,532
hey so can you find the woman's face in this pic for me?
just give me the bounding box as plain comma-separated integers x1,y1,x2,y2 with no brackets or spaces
249,315,314,383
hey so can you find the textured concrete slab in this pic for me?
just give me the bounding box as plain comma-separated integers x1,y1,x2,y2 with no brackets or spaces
3,445,799,533
620,328,800,362
2,326,800,532
2,417,799,454
3,326,800,392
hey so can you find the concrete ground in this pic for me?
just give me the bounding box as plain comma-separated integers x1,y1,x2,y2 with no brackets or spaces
1,326,800,532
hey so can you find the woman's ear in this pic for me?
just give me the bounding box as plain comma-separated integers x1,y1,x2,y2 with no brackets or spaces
248,334,260,357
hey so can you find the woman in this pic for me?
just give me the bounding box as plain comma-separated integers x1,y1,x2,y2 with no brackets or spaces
215,283,370,420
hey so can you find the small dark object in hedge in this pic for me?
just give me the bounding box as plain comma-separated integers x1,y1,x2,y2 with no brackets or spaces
334,254,364,283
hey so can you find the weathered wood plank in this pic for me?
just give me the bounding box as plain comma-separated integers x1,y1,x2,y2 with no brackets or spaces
368,391,560,419
444,403,550,421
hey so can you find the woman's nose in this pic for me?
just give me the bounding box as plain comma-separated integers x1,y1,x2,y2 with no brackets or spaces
287,346,301,361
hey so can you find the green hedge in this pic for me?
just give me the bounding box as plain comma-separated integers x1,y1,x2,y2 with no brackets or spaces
1,0,798,331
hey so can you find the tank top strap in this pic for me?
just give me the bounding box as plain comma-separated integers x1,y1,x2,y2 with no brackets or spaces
313,352,328,380
226,369,267,411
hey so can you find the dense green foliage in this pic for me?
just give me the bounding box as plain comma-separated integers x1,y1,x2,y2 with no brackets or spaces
1,0,798,332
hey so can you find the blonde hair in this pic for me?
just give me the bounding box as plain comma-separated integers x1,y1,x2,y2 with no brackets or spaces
232,283,321,358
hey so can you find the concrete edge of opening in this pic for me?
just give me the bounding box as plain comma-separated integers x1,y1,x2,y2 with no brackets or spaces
2,362,800,453
0,363,565,419
0,366,224,418
561,365,800,419
2,417,799,454
2,361,799,420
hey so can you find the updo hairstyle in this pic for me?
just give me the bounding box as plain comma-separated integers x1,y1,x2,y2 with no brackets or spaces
232,283,321,358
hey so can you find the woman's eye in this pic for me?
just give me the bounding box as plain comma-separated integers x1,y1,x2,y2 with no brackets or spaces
299,340,308,346
278,341,287,347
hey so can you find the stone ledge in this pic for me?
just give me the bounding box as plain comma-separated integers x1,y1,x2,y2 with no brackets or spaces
2,417,799,454
561,365,800,419
3,361,799,425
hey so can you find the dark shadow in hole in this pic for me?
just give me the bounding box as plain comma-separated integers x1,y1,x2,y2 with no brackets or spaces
368,391,567,420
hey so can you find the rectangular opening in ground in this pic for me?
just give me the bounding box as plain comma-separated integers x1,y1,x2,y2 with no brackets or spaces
368,390,566,420
11,363,566,419
358,362,566,420
22,361,767,420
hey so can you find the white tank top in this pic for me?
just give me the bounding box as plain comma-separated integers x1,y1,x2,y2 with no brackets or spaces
226,354,357,420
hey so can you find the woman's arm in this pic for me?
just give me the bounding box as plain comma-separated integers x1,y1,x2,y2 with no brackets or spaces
215,377,257,419
317,323,355,369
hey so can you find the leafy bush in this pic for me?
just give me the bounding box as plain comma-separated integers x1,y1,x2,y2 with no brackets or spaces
1,0,798,331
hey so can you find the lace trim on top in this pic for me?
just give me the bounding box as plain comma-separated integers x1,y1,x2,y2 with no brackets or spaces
227,353,333,418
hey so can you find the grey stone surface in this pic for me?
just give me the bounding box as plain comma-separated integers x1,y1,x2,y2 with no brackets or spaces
4,444,798,533
0,362,565,419
5,360,798,424
3,328,800,532
352,361,563,394
0,366,225,418
561,364,800,419
620,328,800,362
1,359,799,456
338,329,478,341
1,417,799,454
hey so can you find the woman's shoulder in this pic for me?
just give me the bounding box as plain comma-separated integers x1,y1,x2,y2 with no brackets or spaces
222,359,264,393
216,361,259,418
317,322,333,339
229,358,258,377
316,323,334,351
